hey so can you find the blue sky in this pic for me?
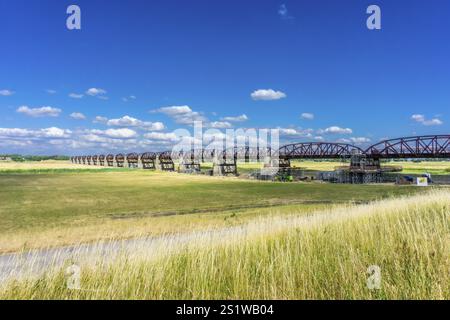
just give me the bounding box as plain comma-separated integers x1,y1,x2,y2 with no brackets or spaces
0,0,449,155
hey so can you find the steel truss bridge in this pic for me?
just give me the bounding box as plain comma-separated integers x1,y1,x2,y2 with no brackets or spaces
71,135,450,168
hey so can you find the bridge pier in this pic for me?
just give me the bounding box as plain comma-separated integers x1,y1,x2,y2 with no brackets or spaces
212,159,237,176
106,155,114,167
155,152,175,171
179,159,201,173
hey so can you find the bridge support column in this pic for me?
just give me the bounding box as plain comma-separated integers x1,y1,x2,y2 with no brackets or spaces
212,159,237,176
179,159,201,173
156,158,175,171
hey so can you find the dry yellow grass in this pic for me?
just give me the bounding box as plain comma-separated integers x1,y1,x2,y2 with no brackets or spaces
0,160,104,170
1,189,448,299
0,202,328,254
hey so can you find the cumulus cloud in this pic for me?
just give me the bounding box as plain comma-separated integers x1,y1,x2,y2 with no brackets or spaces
319,126,353,135
106,115,165,131
70,112,86,120
0,89,14,96
209,121,233,129
0,128,32,137
144,132,179,141
349,137,371,144
0,127,71,139
69,93,84,99
278,127,314,138
85,88,107,96
90,128,137,139
16,106,61,117
221,114,248,122
40,127,71,138
411,114,443,126
93,116,108,124
251,89,287,101
300,113,314,120
153,105,207,125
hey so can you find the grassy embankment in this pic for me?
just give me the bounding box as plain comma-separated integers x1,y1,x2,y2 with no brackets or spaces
1,189,448,299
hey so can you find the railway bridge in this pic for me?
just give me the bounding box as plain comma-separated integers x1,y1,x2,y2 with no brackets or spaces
71,134,450,180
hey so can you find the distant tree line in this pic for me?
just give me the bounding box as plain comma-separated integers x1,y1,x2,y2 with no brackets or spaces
0,154,70,162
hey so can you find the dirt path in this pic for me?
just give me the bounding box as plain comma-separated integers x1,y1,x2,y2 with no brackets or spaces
0,225,247,284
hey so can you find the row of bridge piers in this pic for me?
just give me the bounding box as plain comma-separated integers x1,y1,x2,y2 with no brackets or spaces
70,153,244,176
70,135,450,181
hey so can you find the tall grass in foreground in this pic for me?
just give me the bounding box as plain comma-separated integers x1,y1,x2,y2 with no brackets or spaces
2,190,449,299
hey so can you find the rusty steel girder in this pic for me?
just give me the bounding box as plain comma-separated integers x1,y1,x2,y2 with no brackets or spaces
127,153,139,163
365,135,450,159
278,142,363,159
217,146,272,162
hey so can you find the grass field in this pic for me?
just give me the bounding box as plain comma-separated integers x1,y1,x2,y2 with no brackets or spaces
1,189,448,299
0,169,421,253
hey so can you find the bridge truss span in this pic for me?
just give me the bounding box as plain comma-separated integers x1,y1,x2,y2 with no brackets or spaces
365,135,450,159
278,142,364,159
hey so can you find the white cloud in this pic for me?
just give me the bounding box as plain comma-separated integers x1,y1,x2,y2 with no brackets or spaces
85,88,107,96
349,137,371,144
423,119,443,126
155,105,193,115
221,114,248,122
209,121,232,129
69,93,84,99
278,128,298,136
411,114,425,122
278,4,294,20
46,89,57,94
0,127,71,138
16,106,61,117
319,126,353,135
144,132,179,141
0,139,33,147
251,89,286,101
0,128,33,137
93,116,108,124
154,105,207,124
91,128,137,139
122,95,137,102
106,115,165,131
70,112,86,120
411,114,443,126
301,113,314,120
278,128,314,138
106,115,141,127
40,127,71,138
0,89,14,96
